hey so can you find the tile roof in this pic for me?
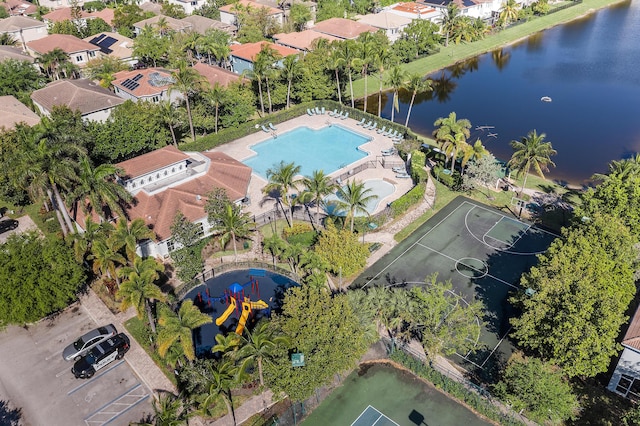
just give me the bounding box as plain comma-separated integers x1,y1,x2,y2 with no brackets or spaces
193,63,250,87
83,32,133,59
116,148,252,240
26,33,99,55
112,68,175,98
230,41,299,62
0,15,46,32
139,1,163,14
117,145,190,178
219,0,282,16
133,14,193,32
31,79,124,115
0,45,35,62
390,1,437,15
181,15,237,36
0,0,38,16
272,30,341,51
311,17,378,40
623,305,640,352
90,8,114,26
0,95,40,130
43,7,90,23
357,11,412,29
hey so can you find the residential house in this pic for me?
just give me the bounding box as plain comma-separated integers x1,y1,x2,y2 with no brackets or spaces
273,29,340,52
112,68,180,103
0,16,47,50
26,34,100,68
385,1,440,22
310,17,378,40
181,15,237,37
0,0,38,17
357,11,412,43
229,41,298,74
0,45,35,62
97,146,253,258
38,0,85,10
164,0,207,16
609,307,640,401
138,1,163,15
0,95,40,130
31,79,124,122
132,15,193,37
193,62,250,88
84,32,136,66
42,6,114,27
219,0,284,28
419,0,498,20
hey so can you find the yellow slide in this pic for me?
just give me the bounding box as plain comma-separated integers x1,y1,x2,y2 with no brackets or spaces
215,297,237,326
235,299,269,335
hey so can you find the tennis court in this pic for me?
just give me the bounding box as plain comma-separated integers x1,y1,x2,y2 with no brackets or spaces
354,196,558,374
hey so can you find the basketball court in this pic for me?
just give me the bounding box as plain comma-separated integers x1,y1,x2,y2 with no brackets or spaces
354,196,558,374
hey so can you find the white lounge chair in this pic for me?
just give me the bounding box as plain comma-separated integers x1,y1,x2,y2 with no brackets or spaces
384,129,394,137
307,108,314,116
269,123,277,131
315,107,321,114
329,109,338,117
261,125,270,133
377,126,386,134
392,166,405,173
396,172,411,179
321,107,325,115
381,148,395,154
356,118,366,126
370,122,378,131
363,121,373,129
341,112,349,120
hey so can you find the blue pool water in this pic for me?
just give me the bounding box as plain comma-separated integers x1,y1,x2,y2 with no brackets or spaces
325,179,395,216
243,125,371,179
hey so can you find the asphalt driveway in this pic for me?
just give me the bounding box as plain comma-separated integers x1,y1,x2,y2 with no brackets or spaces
0,304,152,425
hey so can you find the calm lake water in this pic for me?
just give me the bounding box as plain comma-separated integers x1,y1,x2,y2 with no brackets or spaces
368,0,640,186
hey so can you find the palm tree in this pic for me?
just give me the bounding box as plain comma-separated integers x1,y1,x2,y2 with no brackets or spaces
139,392,190,426
336,180,378,232
442,131,469,172
158,100,181,146
157,300,213,363
374,46,392,117
171,62,205,141
433,112,471,145
118,255,165,284
182,359,239,425
117,269,166,333
281,54,301,109
251,52,267,115
507,130,557,196
238,321,289,387
38,48,71,80
439,3,461,47
355,32,377,113
405,74,432,127
212,204,253,263
336,40,358,108
255,45,279,114
461,139,489,171
500,0,521,26
262,234,286,267
0,33,18,46
69,157,132,222
72,218,113,264
89,238,127,287
592,154,640,182
386,66,407,123
263,161,302,228
204,83,225,134
110,218,155,263
301,170,337,224
328,43,344,104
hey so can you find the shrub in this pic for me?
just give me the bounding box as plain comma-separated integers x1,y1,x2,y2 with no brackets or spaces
282,222,313,238
410,150,429,182
432,165,460,189
390,182,426,218
286,231,317,247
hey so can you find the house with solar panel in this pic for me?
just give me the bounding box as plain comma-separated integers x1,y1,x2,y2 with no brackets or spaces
112,68,182,104
608,306,640,401
83,32,137,67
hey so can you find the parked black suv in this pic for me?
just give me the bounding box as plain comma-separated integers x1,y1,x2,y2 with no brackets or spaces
71,333,130,379
0,219,18,235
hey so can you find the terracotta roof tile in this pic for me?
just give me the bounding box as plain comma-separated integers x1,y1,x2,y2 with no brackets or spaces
623,306,640,351
112,67,175,98
181,15,237,35
133,14,192,32
117,145,189,178
0,45,35,62
0,15,45,31
0,95,40,130
358,11,412,29
230,41,298,62
273,30,341,51
391,1,436,15
219,0,282,16
90,8,114,26
0,0,38,16
43,7,90,23
26,33,99,55
193,63,249,87
311,17,378,40
30,79,124,115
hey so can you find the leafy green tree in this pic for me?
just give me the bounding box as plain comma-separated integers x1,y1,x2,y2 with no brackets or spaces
133,25,171,67
314,221,368,278
171,246,203,283
161,2,186,18
157,300,213,363
396,19,440,60
110,218,155,263
439,3,461,47
288,3,311,32
85,56,129,88
219,81,256,129
238,321,289,387
113,5,154,38
495,355,578,424
211,203,254,262
0,233,86,326
405,74,432,127
532,0,550,15
137,392,190,426
263,161,302,228
117,266,167,333
0,59,47,105
264,286,368,401
511,213,636,377
507,130,557,196
234,2,278,42
461,153,502,196
335,179,377,232
170,212,202,250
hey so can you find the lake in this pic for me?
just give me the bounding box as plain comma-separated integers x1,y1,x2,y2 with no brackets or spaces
368,0,640,186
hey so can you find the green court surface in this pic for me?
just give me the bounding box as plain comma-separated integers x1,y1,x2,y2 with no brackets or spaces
302,363,492,426
353,196,558,374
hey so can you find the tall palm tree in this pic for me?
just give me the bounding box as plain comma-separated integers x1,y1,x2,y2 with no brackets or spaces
301,170,336,224
442,131,469,172
355,32,377,113
139,392,190,426
507,130,557,196
405,74,432,127
118,255,164,284
0,33,18,46
281,54,301,110
386,66,407,123
158,100,181,146
171,62,205,141
336,180,378,232
461,139,489,171
328,43,344,104
262,234,286,267
439,3,461,47
238,321,289,387
157,300,213,363
499,0,521,26
433,112,471,145
263,161,302,228
212,204,253,263
38,48,71,80
251,52,267,115
69,156,132,222
110,218,155,263
89,238,127,287
184,359,239,425
336,40,358,108
255,45,279,114
117,269,167,333
374,46,392,117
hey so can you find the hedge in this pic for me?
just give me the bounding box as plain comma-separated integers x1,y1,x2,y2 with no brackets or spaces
410,150,429,182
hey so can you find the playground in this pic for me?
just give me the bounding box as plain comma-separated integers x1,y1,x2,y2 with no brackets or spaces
353,196,558,375
183,269,298,356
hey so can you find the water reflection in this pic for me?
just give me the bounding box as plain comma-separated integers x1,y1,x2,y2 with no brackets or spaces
491,48,511,70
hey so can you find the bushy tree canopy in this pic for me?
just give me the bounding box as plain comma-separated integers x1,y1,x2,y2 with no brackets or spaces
315,220,368,278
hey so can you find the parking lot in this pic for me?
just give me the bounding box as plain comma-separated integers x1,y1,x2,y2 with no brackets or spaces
0,304,152,425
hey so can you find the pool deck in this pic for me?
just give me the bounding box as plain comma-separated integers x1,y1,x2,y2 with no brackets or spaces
208,113,414,218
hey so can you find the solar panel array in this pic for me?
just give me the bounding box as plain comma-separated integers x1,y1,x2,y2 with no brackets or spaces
121,74,144,91
88,34,118,54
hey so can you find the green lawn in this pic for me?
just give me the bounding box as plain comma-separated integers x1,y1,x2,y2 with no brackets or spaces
352,0,624,98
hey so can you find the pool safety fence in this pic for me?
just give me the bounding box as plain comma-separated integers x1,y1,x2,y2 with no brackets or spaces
174,261,300,299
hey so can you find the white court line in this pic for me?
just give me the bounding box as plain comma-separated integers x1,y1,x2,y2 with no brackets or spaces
480,327,512,368
362,202,469,288
466,201,558,237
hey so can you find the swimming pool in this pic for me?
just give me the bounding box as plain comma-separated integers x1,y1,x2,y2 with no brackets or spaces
243,125,371,179
324,179,395,216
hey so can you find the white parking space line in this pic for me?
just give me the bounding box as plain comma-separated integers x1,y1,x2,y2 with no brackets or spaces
84,383,149,426
67,361,125,395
